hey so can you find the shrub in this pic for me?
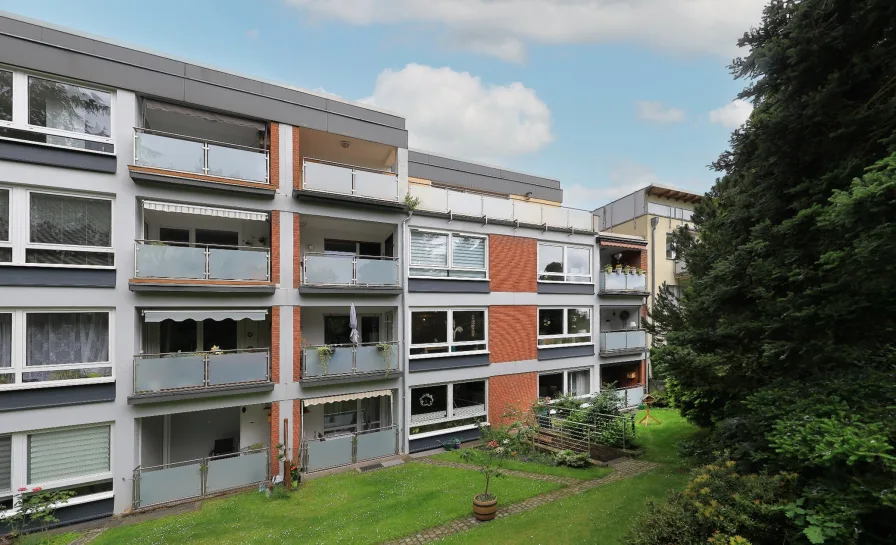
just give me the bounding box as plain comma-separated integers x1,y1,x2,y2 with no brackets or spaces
625,461,800,545
553,450,590,468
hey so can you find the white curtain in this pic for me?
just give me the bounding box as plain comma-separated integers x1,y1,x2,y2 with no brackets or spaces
26,313,109,366
30,193,112,247
568,370,590,396
0,313,10,369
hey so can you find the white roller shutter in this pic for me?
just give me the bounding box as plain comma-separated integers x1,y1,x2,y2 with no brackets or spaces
451,235,485,269
410,231,448,267
28,426,110,484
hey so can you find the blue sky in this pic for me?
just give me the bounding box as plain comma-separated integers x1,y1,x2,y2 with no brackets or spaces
0,0,765,209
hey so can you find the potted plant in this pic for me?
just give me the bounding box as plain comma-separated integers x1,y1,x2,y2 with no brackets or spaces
376,342,395,376
603,264,613,274
316,345,333,375
623,265,632,275
614,264,623,273
461,441,506,521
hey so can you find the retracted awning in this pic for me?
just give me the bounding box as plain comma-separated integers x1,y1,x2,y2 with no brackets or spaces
142,309,268,323
142,201,268,222
303,390,393,407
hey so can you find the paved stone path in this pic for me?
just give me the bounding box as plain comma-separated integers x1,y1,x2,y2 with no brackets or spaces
383,457,659,544
69,528,106,544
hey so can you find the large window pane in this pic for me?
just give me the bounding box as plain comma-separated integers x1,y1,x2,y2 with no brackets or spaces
538,244,564,276
453,381,486,417
567,309,591,334
28,77,111,137
568,370,591,396
666,233,676,259
410,231,448,268
324,401,358,435
453,311,485,342
30,193,112,247
538,309,564,336
452,235,485,269
0,189,9,241
28,426,110,484
0,70,10,122
567,247,591,279
538,373,563,398
25,249,113,266
411,311,448,346
26,312,109,366
410,385,448,420
0,313,11,370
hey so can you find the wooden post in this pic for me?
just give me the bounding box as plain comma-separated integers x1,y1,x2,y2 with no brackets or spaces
282,417,291,490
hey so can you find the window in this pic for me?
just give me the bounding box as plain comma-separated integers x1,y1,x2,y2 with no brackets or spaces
0,68,114,153
0,189,10,263
537,243,592,283
538,307,592,347
538,369,591,399
409,229,487,279
26,191,114,267
410,309,487,358
665,233,676,260
324,401,359,435
409,380,487,436
28,425,110,484
0,310,113,388
0,435,10,496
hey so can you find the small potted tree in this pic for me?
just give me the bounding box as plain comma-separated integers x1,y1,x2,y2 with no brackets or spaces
461,441,506,521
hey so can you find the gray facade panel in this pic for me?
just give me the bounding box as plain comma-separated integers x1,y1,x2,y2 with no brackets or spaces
0,139,117,173
427,154,502,178
127,383,274,405
0,266,116,287
184,64,264,96
326,113,409,149
298,286,402,296
409,427,481,453
0,497,113,534
326,99,406,131
498,168,562,189
537,345,596,361
536,282,594,295
0,383,116,412
128,282,275,294
408,278,490,293
0,15,42,40
409,354,490,372
260,82,328,110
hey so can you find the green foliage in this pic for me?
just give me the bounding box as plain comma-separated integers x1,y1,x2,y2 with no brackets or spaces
648,0,896,541
553,450,589,468
460,443,506,500
625,461,799,545
6,487,76,541
538,391,637,449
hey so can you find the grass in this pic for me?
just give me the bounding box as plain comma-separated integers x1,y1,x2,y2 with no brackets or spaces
18,531,82,545
436,408,700,545
432,449,614,480
90,462,563,545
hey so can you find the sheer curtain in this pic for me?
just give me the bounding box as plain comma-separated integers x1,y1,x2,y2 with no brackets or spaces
0,313,11,369
568,370,590,396
26,313,109,366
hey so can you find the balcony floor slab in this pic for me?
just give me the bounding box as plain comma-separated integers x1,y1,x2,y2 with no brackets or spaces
300,371,400,388
129,166,275,198
299,285,402,296
129,279,276,294
292,189,406,211
127,382,274,405
597,290,650,297
598,348,647,357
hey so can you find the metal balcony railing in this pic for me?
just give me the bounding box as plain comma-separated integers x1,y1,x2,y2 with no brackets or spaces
133,127,269,184
301,342,400,379
134,240,271,282
599,271,648,293
302,426,399,472
301,253,399,287
408,184,597,232
133,348,271,395
302,158,399,202
599,330,647,354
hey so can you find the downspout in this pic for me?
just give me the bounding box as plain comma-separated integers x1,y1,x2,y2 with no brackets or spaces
649,216,659,388
399,210,412,455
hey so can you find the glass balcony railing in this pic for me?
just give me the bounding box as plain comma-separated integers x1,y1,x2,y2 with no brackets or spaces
408,184,596,232
599,330,647,354
613,385,646,408
133,128,269,184
303,426,399,472
599,271,648,293
302,253,399,287
133,348,271,395
302,342,400,380
134,240,271,282
302,158,399,202
674,259,689,276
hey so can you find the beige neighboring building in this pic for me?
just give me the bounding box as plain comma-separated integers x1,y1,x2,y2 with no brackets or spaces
594,185,702,377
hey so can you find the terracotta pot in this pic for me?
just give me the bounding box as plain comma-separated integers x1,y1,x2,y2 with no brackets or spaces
473,494,498,521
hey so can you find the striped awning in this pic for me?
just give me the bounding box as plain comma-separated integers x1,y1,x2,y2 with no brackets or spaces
143,200,268,222
143,309,268,322
303,390,393,407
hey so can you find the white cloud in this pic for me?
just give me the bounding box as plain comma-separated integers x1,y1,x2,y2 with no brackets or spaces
245,29,259,40
636,101,686,124
285,0,765,61
363,64,554,162
562,163,659,211
708,99,753,129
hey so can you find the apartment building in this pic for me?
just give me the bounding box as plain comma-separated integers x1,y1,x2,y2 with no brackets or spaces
0,13,648,529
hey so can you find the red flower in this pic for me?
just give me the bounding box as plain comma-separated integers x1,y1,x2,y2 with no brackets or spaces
486,440,499,449
31,486,42,492
18,487,27,492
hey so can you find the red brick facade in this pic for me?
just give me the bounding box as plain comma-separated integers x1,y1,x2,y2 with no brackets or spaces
488,372,538,425
292,402,302,463
270,210,280,285
489,306,537,363
293,127,302,190
270,402,280,475
489,234,537,292
269,122,279,189
293,214,301,288
271,307,280,384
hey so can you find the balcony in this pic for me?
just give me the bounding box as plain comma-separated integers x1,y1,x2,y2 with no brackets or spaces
599,330,647,356
303,426,399,472
674,259,689,277
130,348,272,403
131,240,273,293
613,385,646,409
302,253,399,288
131,128,272,194
599,271,648,295
408,184,596,232
300,158,400,206
302,342,399,384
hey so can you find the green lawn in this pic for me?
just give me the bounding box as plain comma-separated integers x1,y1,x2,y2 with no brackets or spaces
91,462,563,545
19,531,82,545
436,408,700,544
432,449,614,480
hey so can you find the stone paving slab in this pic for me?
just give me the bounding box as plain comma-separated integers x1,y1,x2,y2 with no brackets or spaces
383,458,659,545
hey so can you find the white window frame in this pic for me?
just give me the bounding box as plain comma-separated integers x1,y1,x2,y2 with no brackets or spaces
0,186,115,269
0,423,113,515
537,242,592,284
665,233,676,260
0,65,115,155
537,306,593,348
538,367,593,399
408,228,489,281
408,308,488,359
0,308,115,391
408,379,488,437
